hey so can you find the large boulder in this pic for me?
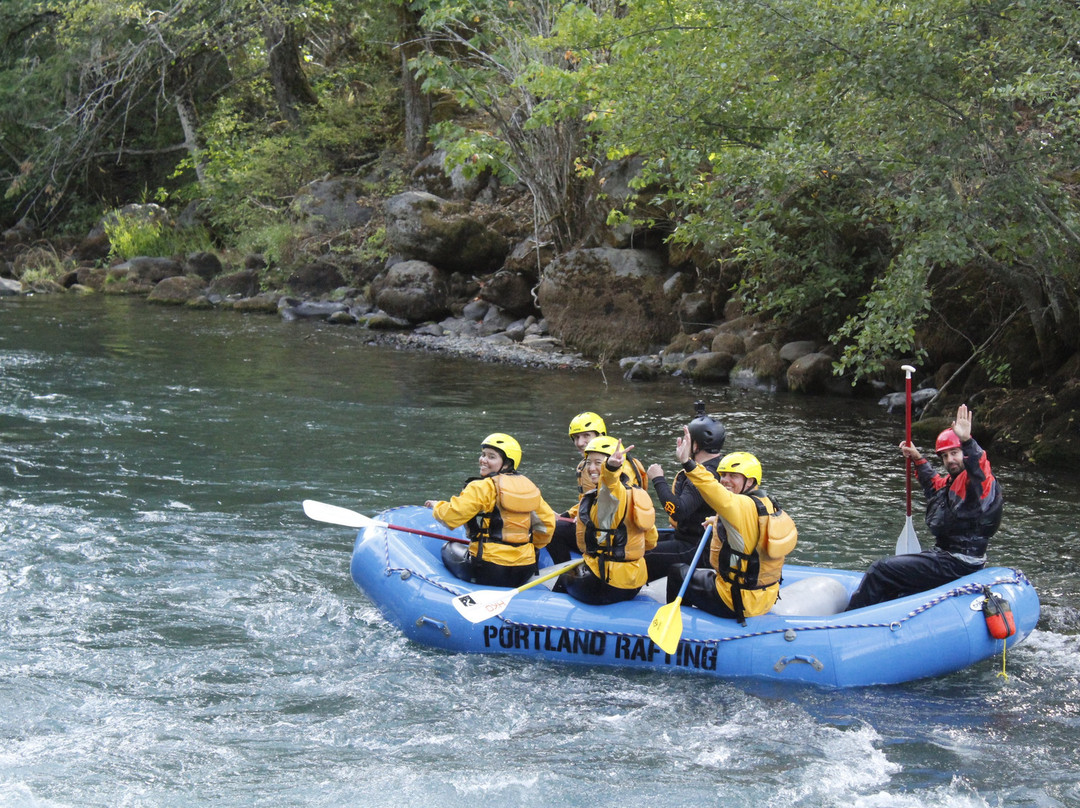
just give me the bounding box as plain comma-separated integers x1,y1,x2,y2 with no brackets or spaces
209,269,260,298
412,150,495,201
680,351,737,382
503,237,554,280
731,344,788,392
478,269,537,316
147,275,208,305
75,266,108,291
537,247,678,357
383,191,509,274
286,260,346,296
126,256,185,283
184,251,224,281
372,259,450,323
293,178,375,232
786,352,836,393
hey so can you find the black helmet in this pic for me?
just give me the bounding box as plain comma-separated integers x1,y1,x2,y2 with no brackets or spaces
688,411,726,453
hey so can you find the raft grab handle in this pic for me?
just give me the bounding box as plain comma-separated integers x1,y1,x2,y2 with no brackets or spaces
416,615,451,636
774,654,824,673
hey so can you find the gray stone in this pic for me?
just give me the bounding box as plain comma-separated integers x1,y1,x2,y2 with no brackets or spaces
537,247,678,357
680,351,737,382
503,238,554,279
786,352,836,393
372,260,450,323
412,150,495,201
293,178,375,231
711,332,745,356
185,251,224,281
127,256,185,283
209,269,260,298
383,191,509,273
732,344,788,392
479,270,536,316
479,305,515,336
286,261,346,296
362,311,412,330
623,360,660,381
462,299,490,321
147,275,208,305
779,340,819,363
279,299,348,321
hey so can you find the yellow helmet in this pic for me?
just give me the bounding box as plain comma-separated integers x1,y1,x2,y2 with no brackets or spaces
583,435,621,456
568,411,607,437
481,433,521,470
716,452,762,485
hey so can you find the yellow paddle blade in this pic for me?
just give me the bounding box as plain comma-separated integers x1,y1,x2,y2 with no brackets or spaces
648,597,684,655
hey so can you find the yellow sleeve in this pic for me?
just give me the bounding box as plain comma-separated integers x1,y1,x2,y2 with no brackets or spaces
599,463,631,524
530,496,557,548
644,524,659,551
431,478,496,530
686,464,760,553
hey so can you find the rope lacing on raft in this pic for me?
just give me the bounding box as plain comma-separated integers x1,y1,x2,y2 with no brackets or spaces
372,522,1030,648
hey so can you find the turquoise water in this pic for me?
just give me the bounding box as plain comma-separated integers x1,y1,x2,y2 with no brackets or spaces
2,295,1078,807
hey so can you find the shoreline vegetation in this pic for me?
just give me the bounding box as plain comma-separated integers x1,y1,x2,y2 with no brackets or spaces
2,2,1079,468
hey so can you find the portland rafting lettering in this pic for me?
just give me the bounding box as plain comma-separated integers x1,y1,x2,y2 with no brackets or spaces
480,625,718,671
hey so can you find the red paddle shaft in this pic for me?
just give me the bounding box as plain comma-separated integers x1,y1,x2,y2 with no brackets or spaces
904,366,914,518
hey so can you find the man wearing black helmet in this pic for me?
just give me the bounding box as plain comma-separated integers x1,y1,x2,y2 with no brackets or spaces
643,403,727,582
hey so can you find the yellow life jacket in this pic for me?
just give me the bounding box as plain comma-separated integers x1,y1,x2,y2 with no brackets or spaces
712,490,797,622
576,482,655,589
467,473,545,567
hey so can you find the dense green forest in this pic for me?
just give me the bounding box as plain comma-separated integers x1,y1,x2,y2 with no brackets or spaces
3,0,1079,384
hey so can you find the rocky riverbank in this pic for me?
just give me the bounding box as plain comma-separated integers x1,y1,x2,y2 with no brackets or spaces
3,161,1079,469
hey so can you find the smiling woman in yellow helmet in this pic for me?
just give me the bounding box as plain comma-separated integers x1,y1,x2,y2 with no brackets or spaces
424,433,557,588
549,411,652,565
665,426,797,624
556,436,659,605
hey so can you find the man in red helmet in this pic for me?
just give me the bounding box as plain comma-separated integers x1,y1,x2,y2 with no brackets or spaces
846,403,1004,610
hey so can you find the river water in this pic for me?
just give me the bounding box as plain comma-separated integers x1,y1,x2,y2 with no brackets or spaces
2,295,1078,807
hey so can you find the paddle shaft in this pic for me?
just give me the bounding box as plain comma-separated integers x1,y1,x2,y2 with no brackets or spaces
302,500,469,544
904,368,913,518
385,523,469,544
517,557,585,594
451,558,586,623
674,524,714,603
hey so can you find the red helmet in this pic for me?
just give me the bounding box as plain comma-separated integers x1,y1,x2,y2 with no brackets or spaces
935,429,962,453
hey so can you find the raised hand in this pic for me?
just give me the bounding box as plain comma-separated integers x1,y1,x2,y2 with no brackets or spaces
953,404,972,443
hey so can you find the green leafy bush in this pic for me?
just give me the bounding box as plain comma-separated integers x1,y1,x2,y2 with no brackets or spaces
104,216,213,261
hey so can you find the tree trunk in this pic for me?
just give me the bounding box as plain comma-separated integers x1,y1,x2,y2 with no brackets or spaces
174,93,205,185
264,21,317,125
397,4,430,162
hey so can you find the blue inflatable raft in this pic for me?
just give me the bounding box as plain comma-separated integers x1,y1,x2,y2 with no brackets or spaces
349,506,1040,687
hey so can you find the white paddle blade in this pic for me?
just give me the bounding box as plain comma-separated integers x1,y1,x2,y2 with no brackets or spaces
895,517,921,555
302,500,379,530
451,589,514,623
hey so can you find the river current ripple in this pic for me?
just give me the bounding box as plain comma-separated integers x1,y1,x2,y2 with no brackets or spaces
2,296,1079,807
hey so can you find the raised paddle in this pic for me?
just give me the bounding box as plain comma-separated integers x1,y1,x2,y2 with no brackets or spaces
647,523,714,654
302,500,469,544
451,558,586,623
896,365,922,555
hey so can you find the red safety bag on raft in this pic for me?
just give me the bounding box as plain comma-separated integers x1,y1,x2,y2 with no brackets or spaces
981,586,1016,640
